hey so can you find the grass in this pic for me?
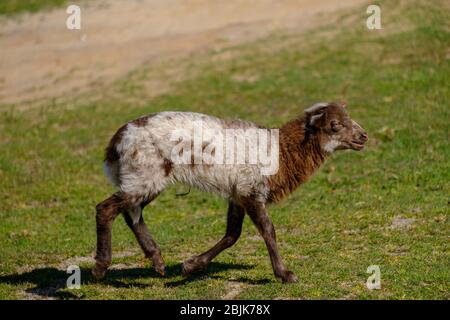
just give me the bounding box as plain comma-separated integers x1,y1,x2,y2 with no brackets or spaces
0,0,449,299
0,0,67,15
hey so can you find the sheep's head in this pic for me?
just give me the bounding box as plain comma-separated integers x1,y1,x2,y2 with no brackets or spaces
305,102,368,153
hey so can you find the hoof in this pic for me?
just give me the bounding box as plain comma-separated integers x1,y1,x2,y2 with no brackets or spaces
181,257,207,276
154,264,165,276
152,255,166,276
277,270,298,283
91,266,107,281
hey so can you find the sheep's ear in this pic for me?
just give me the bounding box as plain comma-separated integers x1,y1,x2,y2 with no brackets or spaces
305,102,328,128
308,112,326,128
340,101,347,108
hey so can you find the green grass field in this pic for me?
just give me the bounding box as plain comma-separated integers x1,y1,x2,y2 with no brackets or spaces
0,0,67,15
0,0,448,299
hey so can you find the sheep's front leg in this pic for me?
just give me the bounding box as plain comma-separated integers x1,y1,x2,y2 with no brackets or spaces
182,201,245,275
246,201,298,283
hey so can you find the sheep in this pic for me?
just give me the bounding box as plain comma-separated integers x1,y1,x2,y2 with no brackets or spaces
92,101,368,283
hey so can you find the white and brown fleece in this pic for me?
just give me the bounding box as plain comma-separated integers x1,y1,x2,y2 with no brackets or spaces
92,102,368,283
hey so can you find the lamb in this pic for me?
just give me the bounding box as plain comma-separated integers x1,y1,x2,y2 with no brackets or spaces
92,101,368,283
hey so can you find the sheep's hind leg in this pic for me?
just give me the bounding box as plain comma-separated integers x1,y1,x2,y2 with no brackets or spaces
182,201,245,275
92,192,126,280
123,198,165,276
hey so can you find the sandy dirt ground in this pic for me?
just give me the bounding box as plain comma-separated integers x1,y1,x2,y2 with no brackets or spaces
0,0,367,106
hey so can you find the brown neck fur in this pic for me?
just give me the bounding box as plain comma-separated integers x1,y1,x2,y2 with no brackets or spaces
266,117,327,203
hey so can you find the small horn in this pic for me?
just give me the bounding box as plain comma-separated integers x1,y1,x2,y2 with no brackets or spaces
305,102,329,114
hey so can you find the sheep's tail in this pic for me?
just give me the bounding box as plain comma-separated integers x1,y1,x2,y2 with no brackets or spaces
103,123,128,188
103,160,120,187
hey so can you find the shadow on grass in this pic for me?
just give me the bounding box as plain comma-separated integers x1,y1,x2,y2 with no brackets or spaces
0,262,257,299
164,262,263,287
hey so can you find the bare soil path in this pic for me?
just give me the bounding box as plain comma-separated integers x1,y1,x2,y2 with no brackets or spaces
0,0,366,106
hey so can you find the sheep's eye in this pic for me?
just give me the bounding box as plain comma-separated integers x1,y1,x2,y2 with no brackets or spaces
331,120,343,132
